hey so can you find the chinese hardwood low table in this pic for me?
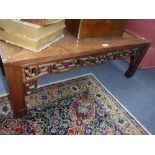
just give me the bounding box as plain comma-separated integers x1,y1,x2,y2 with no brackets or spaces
0,30,151,117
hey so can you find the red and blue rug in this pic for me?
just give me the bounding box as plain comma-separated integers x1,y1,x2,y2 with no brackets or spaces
0,74,149,135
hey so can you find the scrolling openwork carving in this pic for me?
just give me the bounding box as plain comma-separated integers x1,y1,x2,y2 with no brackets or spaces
22,47,142,95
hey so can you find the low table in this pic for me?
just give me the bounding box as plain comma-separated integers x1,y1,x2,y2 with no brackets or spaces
0,30,151,117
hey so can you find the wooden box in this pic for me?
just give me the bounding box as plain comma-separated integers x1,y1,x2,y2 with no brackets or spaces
0,19,65,39
21,19,63,26
0,28,64,52
0,19,65,52
65,19,128,39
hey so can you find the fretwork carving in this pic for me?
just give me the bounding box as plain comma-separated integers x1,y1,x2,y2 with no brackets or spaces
22,47,142,95
23,48,140,81
25,80,37,95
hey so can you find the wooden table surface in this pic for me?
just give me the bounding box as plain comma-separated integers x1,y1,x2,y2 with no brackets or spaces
0,29,151,117
0,30,150,65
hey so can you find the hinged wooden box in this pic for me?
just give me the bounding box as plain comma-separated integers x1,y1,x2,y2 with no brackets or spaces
65,19,128,39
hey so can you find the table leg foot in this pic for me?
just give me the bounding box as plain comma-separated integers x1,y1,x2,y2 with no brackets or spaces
14,108,27,118
125,71,133,78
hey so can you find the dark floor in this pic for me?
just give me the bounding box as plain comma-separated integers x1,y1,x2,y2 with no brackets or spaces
0,60,155,134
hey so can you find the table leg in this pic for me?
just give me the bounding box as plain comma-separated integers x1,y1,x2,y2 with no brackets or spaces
125,44,150,78
4,64,27,117
0,56,5,76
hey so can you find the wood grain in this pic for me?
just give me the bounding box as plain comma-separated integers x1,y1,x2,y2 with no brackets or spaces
0,29,151,117
0,29,149,65
65,19,128,38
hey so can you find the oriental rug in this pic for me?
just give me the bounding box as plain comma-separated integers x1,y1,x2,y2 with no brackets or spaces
0,74,149,135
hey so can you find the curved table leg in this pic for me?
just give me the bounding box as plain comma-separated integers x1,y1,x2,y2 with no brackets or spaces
125,44,150,78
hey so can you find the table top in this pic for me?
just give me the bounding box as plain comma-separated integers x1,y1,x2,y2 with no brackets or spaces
0,29,150,65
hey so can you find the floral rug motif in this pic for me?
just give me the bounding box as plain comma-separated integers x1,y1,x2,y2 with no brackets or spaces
0,74,149,135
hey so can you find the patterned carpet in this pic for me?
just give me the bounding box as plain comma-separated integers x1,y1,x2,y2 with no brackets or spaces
0,74,149,135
